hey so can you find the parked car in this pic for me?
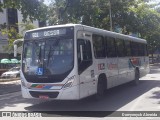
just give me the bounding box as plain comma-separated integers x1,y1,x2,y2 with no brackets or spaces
1,67,20,78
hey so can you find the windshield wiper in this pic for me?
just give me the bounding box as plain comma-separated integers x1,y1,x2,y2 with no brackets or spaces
47,46,51,66
47,38,60,66
38,45,43,67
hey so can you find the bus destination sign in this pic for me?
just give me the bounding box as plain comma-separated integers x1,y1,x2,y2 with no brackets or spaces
25,28,71,39
32,29,66,38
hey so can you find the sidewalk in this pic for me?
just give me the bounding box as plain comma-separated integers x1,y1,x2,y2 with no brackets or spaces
149,63,160,67
0,78,20,82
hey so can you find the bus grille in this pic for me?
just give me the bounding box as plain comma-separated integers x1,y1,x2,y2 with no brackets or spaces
29,91,59,98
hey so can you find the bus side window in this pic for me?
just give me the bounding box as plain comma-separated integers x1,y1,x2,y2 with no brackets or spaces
77,39,93,74
116,39,125,57
106,37,117,57
141,44,148,56
92,34,106,58
131,42,139,56
124,40,131,56
145,44,148,56
139,43,144,56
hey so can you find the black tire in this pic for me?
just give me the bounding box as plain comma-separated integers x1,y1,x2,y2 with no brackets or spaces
132,69,139,85
95,79,106,100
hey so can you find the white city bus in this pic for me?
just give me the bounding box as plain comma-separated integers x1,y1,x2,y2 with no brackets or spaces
19,24,149,100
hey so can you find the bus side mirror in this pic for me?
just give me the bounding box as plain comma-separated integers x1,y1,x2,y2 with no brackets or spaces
14,44,17,57
80,45,84,61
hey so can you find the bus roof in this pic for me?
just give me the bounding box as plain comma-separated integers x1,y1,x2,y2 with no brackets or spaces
26,23,146,43
26,23,79,32
80,24,146,44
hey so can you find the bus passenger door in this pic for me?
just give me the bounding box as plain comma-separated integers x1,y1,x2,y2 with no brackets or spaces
77,39,96,99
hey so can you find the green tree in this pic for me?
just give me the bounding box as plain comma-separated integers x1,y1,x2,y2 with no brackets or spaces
129,3,160,56
0,0,48,21
1,27,22,53
18,21,37,34
48,0,160,58
47,0,142,30
1,21,36,53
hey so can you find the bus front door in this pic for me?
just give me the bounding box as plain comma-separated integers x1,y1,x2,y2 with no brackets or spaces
77,39,96,99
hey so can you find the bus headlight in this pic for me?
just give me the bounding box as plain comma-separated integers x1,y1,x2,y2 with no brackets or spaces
21,80,27,88
21,80,31,89
21,76,28,88
63,76,75,89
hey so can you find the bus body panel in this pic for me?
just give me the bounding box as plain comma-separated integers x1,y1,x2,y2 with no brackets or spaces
139,56,150,77
20,71,80,100
117,57,134,86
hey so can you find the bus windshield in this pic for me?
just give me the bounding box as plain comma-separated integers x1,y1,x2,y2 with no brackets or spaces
23,38,74,77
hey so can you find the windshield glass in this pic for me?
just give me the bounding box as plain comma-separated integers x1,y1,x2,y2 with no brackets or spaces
23,38,74,76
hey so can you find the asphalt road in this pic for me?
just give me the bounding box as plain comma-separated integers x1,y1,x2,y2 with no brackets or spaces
0,80,21,95
0,65,160,120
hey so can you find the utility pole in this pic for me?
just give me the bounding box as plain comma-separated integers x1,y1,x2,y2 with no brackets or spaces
109,0,113,31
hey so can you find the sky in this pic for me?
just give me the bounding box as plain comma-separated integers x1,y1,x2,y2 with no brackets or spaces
43,0,52,5
154,0,160,2
151,0,160,3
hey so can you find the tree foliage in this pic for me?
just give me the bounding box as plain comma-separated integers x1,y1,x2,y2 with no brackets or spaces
130,3,160,54
1,0,160,56
0,0,48,21
0,0,46,53
47,0,148,30
17,21,37,34
1,27,22,53
47,0,160,55
1,21,36,53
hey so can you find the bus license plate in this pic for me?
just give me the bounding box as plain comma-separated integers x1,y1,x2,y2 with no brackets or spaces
39,95,49,99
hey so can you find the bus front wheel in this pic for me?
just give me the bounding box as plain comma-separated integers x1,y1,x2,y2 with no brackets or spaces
95,79,106,100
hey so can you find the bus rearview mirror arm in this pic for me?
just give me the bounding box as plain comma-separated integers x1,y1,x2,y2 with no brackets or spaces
13,39,24,57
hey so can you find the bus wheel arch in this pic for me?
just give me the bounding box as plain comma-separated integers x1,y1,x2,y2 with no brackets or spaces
95,73,107,100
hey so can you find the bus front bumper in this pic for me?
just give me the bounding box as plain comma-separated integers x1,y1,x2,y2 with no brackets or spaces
21,85,80,100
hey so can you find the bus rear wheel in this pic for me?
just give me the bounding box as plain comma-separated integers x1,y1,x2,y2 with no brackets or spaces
133,69,139,85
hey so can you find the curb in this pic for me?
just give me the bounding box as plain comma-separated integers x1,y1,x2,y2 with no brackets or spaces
0,78,20,82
